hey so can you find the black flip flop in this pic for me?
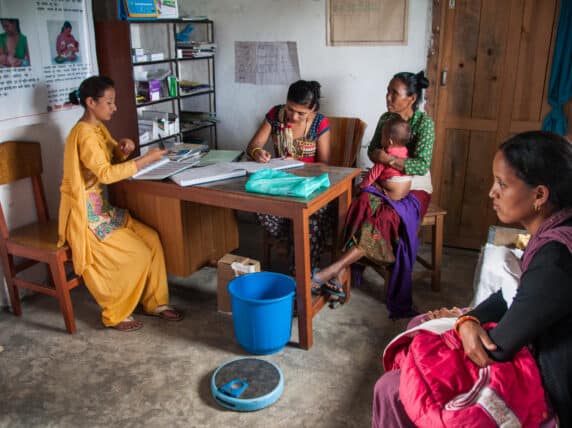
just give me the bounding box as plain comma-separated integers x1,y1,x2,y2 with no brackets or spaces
311,268,326,296
323,278,346,298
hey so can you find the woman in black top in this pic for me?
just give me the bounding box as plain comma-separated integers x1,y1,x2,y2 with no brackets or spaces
372,130,572,427
457,131,572,426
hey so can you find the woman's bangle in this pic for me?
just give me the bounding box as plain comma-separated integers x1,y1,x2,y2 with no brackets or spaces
250,147,262,158
454,315,480,336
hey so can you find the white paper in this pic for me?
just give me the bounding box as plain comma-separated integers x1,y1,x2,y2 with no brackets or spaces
170,158,305,187
170,162,246,187
236,158,305,173
230,261,256,276
132,157,199,180
234,41,300,85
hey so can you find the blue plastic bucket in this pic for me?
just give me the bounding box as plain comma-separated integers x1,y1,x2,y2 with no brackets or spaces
228,272,296,355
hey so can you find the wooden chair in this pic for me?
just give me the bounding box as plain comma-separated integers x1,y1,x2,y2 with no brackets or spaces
0,141,81,334
327,116,367,168
262,117,367,269
366,203,447,297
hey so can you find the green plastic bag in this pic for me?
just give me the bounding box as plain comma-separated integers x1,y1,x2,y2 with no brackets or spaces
245,168,330,198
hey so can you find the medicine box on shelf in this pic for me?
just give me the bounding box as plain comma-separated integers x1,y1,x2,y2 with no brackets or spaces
137,79,162,102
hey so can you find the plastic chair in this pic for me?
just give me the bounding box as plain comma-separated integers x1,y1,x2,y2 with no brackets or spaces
0,141,81,333
262,117,367,269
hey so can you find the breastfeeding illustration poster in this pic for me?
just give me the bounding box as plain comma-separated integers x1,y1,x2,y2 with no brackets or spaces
0,0,97,129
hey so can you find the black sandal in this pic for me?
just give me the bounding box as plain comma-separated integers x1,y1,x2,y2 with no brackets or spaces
311,268,326,295
323,278,346,298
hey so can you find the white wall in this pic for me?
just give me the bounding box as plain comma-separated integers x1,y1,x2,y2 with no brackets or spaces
0,109,82,306
179,0,432,166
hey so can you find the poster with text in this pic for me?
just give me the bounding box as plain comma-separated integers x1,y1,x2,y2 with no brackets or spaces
0,0,97,129
235,41,300,85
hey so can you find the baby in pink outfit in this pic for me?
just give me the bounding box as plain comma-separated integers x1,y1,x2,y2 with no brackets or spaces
360,116,411,195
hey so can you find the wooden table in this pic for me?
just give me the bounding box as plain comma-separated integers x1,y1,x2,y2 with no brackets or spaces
111,164,361,349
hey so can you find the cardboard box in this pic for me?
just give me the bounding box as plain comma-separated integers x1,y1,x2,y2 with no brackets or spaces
137,79,162,102
217,254,260,313
486,225,528,247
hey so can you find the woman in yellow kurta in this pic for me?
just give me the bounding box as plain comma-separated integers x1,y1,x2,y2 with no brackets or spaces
58,75,183,331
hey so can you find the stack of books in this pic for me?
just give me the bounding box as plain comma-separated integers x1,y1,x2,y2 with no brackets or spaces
179,80,211,94
180,111,217,131
166,143,209,161
177,42,216,58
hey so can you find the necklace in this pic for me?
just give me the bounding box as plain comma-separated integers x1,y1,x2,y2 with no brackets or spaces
277,107,314,157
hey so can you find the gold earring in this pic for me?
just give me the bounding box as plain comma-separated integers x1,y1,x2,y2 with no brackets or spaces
533,202,541,212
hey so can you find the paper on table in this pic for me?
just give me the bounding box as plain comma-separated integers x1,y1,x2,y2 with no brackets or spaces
166,143,209,161
170,162,246,186
132,157,200,180
196,150,244,166
170,158,305,187
237,158,304,173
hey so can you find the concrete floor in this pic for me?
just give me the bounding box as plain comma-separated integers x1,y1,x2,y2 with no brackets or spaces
0,217,479,427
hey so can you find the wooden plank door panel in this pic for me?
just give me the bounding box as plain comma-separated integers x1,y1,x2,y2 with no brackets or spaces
439,129,470,239
428,0,561,248
459,130,498,246
446,0,480,118
512,1,558,125
472,1,511,119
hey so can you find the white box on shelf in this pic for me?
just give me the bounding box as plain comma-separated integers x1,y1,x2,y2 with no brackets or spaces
148,52,165,61
132,54,148,63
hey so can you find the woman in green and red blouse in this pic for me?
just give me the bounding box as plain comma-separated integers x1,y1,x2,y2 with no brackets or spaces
313,71,435,317
246,80,331,271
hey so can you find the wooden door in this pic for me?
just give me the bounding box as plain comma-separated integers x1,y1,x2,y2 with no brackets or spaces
426,0,568,248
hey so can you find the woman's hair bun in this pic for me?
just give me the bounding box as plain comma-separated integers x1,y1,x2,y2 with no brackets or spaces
69,89,80,105
416,71,429,90
309,80,321,91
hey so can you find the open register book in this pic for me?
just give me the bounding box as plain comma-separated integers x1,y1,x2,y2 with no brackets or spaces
170,158,304,187
131,156,201,180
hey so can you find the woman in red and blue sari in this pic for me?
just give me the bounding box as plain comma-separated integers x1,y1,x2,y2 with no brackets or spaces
312,71,434,317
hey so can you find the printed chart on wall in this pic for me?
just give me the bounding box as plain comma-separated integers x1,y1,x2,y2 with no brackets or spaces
0,0,97,129
235,41,300,85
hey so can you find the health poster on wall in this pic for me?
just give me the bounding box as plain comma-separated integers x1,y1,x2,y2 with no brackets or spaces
0,0,97,129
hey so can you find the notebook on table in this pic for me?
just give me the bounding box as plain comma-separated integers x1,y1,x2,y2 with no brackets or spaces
170,162,246,186
170,158,305,187
237,158,304,173
196,150,244,166
131,156,201,180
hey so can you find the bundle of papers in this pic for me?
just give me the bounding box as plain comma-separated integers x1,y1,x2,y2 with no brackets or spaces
132,157,201,181
171,158,304,187
166,143,209,161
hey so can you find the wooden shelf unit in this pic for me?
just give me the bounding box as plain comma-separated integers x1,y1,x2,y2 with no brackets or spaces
94,16,217,153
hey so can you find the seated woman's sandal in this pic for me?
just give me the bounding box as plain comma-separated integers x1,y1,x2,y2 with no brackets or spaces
143,305,184,322
112,316,143,332
323,279,346,298
311,268,326,295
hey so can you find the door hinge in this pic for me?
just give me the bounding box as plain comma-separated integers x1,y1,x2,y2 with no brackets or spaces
449,0,455,9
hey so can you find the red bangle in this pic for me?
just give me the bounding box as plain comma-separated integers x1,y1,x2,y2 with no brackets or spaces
454,315,480,336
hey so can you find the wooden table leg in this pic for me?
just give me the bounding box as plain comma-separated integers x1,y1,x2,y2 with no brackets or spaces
338,184,353,300
292,209,312,350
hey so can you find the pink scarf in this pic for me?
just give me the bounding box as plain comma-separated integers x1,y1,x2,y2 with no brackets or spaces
521,208,572,272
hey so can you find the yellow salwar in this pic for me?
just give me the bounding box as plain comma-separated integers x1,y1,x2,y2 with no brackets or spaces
58,121,169,326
